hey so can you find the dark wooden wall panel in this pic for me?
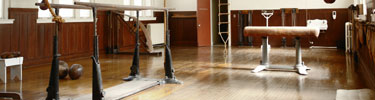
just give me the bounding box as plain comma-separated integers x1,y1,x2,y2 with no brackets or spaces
0,8,108,66
8,8,41,66
231,9,348,47
0,24,12,53
168,12,197,46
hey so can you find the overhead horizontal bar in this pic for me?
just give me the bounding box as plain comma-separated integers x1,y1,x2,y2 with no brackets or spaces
35,3,119,11
74,2,175,11
36,3,91,9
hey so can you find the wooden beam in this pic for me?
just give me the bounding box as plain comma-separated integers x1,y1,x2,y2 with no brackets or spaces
35,3,115,10
36,3,91,9
74,2,175,11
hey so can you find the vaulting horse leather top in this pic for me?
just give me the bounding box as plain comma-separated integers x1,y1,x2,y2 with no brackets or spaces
244,26,320,38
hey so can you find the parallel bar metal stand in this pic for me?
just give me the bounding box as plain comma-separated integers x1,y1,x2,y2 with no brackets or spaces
123,11,140,81
163,10,181,84
91,7,105,100
295,37,308,74
46,8,61,100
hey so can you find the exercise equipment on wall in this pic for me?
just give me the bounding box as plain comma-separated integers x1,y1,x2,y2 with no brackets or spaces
247,11,253,46
238,10,254,46
324,0,336,4
218,0,230,47
280,8,299,47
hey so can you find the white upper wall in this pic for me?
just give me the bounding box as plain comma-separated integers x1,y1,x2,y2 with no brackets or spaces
93,0,123,4
230,0,354,10
9,0,124,8
8,0,197,11
166,0,196,11
11,0,38,8
9,0,354,11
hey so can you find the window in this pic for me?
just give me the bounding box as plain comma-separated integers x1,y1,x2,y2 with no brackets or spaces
79,0,91,18
59,0,74,18
144,0,152,17
38,0,52,18
123,0,155,20
124,0,131,16
0,0,3,18
38,0,93,23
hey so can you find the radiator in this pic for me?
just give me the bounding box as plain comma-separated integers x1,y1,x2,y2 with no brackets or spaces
345,22,353,53
147,23,165,45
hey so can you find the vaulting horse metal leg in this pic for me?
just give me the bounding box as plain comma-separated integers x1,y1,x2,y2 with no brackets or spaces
295,37,308,75
252,37,270,73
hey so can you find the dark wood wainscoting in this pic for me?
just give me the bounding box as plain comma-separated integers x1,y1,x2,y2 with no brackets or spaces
156,11,198,46
1,9,198,67
0,8,109,66
231,9,348,47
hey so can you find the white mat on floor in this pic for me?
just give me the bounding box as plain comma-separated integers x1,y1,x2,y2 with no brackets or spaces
74,80,160,100
336,89,375,100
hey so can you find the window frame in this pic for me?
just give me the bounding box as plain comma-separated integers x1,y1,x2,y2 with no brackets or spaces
124,0,156,21
0,0,14,24
0,0,3,19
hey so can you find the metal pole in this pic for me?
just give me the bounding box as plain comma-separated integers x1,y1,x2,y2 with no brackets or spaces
295,37,302,66
292,8,297,26
238,12,243,46
124,10,140,81
247,11,253,46
91,7,104,100
281,9,287,47
261,37,269,65
46,8,60,100
281,9,285,26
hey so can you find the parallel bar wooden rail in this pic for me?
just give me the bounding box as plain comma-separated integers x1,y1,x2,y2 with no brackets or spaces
74,2,175,11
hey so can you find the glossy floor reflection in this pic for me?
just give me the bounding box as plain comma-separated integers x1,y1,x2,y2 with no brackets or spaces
0,46,365,100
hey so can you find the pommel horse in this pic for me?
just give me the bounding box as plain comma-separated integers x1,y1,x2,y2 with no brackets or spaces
244,10,320,75
244,26,319,75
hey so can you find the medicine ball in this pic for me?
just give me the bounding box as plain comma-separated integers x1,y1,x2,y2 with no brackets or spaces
59,61,69,79
69,64,84,80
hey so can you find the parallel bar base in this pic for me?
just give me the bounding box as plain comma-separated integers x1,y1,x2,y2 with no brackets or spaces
74,79,160,100
162,78,183,84
115,51,162,55
252,37,310,75
251,64,310,75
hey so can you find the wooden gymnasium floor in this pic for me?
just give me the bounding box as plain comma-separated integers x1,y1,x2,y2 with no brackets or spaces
0,46,366,100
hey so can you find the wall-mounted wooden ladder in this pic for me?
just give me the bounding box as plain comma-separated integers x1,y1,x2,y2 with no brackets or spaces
218,0,230,47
